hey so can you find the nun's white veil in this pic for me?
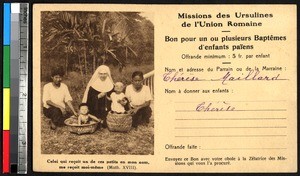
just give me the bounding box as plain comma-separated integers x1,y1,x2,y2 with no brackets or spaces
82,65,114,103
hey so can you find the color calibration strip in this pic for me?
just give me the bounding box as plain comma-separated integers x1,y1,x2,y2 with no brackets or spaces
3,3,11,174
2,3,29,174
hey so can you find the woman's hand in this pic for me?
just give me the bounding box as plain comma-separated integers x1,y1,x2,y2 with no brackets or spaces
119,99,127,106
73,112,78,117
59,107,67,115
97,92,106,99
129,108,139,115
117,99,126,106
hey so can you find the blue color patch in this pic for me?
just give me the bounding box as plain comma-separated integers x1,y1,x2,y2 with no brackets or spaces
3,3,11,45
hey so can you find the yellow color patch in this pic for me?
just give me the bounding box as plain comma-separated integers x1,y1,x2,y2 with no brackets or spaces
3,88,10,130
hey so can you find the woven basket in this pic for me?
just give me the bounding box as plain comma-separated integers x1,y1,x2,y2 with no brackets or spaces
106,111,132,132
64,116,100,135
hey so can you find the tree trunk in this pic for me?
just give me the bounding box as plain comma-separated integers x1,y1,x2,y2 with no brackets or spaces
83,42,87,75
78,54,83,76
103,53,107,64
93,48,96,72
65,49,69,76
125,47,128,63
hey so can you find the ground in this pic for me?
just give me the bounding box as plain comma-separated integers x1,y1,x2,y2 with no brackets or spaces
41,103,154,155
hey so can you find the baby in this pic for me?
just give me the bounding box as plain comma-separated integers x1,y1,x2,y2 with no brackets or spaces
107,82,128,113
77,103,100,125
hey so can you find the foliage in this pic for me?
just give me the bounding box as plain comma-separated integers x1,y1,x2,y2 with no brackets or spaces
40,11,155,155
41,11,154,81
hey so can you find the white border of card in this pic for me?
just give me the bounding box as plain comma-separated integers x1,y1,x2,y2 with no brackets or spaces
33,4,297,173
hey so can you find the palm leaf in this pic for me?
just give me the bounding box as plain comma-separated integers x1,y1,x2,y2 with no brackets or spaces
126,46,138,57
102,19,107,35
106,49,123,66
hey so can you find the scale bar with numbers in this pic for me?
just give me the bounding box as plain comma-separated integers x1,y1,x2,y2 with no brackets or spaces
2,3,29,174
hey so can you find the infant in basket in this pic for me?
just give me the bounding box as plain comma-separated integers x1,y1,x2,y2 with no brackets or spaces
77,103,101,125
107,82,129,114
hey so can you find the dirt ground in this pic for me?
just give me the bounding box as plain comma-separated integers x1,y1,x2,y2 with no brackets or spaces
41,110,154,155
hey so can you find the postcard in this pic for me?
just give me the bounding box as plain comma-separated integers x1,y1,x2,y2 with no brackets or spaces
33,4,297,172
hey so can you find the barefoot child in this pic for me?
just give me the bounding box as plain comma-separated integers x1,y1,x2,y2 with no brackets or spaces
107,82,128,114
77,103,100,125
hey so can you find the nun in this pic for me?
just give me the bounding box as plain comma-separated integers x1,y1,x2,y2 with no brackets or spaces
82,65,114,127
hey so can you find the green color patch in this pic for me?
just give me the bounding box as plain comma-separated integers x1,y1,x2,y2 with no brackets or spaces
3,46,10,87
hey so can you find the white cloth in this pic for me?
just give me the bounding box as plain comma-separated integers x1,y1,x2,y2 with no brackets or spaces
82,65,114,103
110,92,126,113
42,82,72,109
125,85,152,107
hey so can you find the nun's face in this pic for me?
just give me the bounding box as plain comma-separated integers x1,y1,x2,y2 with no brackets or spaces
99,72,108,81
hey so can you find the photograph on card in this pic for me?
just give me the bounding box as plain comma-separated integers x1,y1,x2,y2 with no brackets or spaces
40,10,154,155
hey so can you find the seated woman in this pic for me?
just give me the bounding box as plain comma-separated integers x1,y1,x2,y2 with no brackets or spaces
43,68,77,130
82,65,114,128
125,71,152,130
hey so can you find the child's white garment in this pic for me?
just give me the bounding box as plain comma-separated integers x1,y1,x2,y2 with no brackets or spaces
110,92,126,113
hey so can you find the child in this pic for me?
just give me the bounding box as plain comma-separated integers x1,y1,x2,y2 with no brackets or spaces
107,82,128,114
125,71,152,129
77,103,100,125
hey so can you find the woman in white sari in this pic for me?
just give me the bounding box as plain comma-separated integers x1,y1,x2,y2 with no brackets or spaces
82,65,114,127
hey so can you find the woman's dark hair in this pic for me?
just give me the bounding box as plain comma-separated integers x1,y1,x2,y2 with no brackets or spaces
79,103,89,109
51,67,64,77
132,71,144,79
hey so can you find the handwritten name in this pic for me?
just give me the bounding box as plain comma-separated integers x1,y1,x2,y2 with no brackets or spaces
220,70,280,85
163,70,281,84
196,102,235,112
163,71,201,82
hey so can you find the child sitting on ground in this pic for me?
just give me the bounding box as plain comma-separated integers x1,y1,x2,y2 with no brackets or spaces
107,82,128,114
77,103,101,125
